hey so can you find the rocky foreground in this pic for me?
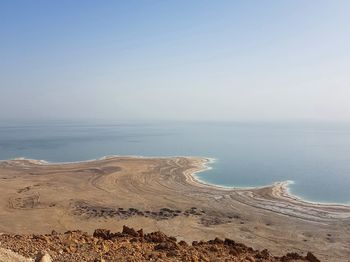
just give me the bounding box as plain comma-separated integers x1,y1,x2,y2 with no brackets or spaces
0,226,320,262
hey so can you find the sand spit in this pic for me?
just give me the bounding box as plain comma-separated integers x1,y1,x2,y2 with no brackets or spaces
0,156,349,261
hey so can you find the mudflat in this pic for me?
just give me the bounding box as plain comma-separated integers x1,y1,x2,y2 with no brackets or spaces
0,157,349,261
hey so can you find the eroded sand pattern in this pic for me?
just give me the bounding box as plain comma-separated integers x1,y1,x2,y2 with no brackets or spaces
0,157,349,261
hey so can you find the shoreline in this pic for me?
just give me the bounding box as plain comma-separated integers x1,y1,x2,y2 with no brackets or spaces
2,155,349,207
1,155,350,260
175,156,350,208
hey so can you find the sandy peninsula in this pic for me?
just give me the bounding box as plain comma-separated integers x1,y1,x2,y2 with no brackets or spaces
0,156,349,261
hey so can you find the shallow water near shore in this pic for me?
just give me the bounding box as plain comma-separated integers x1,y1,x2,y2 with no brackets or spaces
0,120,350,204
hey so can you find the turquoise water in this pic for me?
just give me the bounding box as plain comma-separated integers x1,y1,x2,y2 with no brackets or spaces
0,121,350,204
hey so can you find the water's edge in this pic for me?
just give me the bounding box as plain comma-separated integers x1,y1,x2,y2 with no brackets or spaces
2,155,349,207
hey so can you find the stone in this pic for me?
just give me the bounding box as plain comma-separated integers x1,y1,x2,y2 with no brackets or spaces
154,241,178,251
35,252,52,262
93,229,111,240
224,238,235,246
122,225,139,237
306,252,321,262
145,231,168,243
137,229,144,238
245,256,255,262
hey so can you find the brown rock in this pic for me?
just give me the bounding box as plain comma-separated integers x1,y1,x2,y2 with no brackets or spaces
145,231,168,243
93,229,111,240
130,238,138,243
154,241,178,251
224,238,235,246
281,252,304,260
208,237,224,244
245,256,255,262
229,248,239,256
306,252,321,262
169,236,177,242
255,249,270,259
122,225,139,237
209,246,218,252
137,228,144,237
191,255,199,262
35,252,52,262
166,250,178,257
178,240,188,246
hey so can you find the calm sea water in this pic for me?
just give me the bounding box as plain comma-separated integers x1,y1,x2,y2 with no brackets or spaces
0,121,349,204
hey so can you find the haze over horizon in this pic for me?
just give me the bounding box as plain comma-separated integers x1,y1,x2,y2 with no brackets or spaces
1,1,350,122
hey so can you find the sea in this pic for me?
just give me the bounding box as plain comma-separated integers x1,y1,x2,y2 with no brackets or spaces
0,120,349,204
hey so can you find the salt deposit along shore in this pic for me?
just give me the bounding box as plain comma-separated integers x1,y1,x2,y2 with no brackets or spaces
0,156,349,261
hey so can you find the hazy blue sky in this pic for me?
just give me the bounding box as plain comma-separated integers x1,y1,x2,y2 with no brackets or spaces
1,1,349,121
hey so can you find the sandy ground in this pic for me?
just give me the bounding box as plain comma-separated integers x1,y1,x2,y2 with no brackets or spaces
0,157,349,261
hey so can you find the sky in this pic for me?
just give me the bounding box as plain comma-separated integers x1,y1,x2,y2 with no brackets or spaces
1,0,350,122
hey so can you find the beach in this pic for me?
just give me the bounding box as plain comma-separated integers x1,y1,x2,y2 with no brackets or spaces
0,156,349,261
